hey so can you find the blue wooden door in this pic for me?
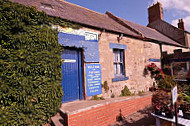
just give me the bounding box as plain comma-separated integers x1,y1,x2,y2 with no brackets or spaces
61,49,83,103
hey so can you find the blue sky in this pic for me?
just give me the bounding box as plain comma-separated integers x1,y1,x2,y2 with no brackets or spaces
65,0,190,31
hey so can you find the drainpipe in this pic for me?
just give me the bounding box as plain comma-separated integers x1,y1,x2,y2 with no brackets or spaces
159,43,164,69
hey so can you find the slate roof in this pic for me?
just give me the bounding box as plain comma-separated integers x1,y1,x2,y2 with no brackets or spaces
10,0,140,38
148,20,186,46
10,0,183,47
106,12,183,46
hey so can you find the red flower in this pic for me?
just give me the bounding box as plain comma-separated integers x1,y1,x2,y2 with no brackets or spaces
146,63,165,80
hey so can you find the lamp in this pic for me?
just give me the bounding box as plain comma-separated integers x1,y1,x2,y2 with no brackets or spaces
117,34,123,42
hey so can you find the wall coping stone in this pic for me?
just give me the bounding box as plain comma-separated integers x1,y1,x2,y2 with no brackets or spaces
60,92,152,115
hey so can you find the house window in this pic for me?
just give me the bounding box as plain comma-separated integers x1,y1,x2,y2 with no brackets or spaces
113,49,125,77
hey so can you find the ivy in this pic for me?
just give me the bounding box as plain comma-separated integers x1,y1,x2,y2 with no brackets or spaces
0,0,79,125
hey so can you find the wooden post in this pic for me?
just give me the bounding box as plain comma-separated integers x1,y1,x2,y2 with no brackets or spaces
175,102,178,126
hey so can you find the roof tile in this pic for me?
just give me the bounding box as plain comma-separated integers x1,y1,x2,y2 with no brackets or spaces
10,0,140,37
10,0,183,46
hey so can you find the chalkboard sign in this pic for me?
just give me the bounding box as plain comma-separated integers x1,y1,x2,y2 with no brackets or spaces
86,64,102,96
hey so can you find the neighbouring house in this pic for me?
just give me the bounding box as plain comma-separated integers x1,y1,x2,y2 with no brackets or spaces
147,2,190,54
10,0,190,101
147,2,190,82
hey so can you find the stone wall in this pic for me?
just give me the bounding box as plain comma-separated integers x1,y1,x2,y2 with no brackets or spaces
185,32,190,48
72,27,188,98
162,44,190,54
98,31,161,97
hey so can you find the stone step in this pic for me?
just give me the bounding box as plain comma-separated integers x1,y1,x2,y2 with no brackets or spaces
51,113,65,126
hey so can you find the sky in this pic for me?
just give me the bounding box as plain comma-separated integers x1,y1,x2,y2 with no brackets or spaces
65,0,190,32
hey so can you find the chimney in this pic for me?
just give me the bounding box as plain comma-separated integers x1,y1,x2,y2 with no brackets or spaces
178,19,185,30
148,2,163,24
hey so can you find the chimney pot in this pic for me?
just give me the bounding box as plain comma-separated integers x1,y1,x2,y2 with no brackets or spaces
178,18,185,30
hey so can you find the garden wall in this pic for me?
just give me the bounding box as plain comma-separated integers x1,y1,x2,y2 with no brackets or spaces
64,94,152,126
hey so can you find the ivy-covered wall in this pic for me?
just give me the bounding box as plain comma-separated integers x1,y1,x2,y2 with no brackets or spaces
0,0,78,125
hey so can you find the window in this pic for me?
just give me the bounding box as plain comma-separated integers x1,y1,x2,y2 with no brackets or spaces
171,62,190,81
113,49,125,77
109,43,128,82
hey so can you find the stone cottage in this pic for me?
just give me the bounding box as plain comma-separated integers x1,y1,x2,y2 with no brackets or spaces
10,0,190,102
9,0,190,125
147,2,190,81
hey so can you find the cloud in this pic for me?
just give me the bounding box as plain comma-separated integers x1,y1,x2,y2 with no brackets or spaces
172,16,190,31
154,0,190,13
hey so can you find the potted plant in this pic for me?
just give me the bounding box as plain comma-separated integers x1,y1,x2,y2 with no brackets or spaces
152,90,165,115
180,103,190,119
152,89,173,117
152,101,163,115
163,104,174,118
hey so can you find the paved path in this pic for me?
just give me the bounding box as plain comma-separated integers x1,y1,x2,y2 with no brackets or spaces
110,106,156,126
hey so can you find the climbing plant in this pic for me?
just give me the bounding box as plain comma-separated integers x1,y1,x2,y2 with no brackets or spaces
0,0,79,125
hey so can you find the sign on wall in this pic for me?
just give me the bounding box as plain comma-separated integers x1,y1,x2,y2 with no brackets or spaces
86,64,102,96
58,26,98,41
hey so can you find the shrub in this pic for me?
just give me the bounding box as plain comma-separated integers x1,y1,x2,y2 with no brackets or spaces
102,81,109,93
138,90,145,96
111,93,115,98
91,95,105,100
121,85,132,96
0,0,78,125
157,75,177,90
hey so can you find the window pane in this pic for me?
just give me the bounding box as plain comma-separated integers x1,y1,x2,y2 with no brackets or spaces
113,52,116,62
114,64,116,74
120,63,123,75
120,51,123,63
117,63,121,75
113,50,121,62
117,52,120,62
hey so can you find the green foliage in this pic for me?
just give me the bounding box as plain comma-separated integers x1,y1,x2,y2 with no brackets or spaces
157,75,177,90
183,93,190,103
138,90,145,96
0,0,78,125
102,81,109,93
111,93,115,98
152,90,174,116
91,95,105,100
121,86,132,96
178,83,190,104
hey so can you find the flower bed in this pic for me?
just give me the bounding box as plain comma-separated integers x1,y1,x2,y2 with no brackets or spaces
145,63,190,119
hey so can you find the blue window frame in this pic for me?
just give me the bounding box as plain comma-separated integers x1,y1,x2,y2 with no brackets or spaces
113,49,125,77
